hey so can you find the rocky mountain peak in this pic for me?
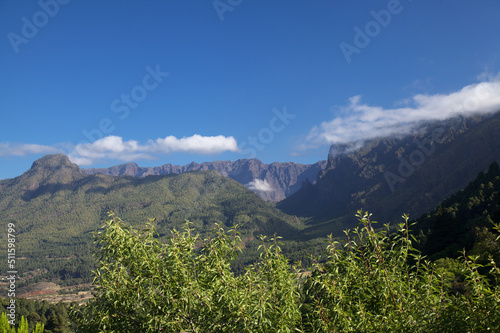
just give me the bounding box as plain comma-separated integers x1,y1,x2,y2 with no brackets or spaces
30,154,75,170
25,154,83,186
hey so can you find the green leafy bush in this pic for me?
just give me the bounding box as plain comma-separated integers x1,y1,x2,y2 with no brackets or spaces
72,213,301,332
72,211,500,332
304,211,500,332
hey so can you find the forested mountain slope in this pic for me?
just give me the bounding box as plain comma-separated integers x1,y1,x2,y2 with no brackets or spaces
0,154,299,283
413,161,500,261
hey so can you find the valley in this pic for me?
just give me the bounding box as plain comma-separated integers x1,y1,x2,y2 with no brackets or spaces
1,113,499,294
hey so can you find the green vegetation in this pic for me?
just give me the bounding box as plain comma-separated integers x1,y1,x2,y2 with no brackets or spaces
71,211,500,332
0,313,43,333
0,298,77,332
303,212,500,332
414,161,500,262
72,213,301,332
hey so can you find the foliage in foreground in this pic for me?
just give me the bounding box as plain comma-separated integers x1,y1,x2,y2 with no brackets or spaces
71,212,500,332
71,213,300,332
0,313,44,333
0,297,75,333
304,211,500,332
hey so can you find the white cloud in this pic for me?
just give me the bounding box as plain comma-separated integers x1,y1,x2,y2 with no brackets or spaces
246,179,273,192
69,134,239,165
70,136,153,165
0,134,239,166
302,78,500,152
152,134,239,154
0,143,61,156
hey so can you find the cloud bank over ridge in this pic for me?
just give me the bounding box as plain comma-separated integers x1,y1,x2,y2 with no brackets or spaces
302,77,500,153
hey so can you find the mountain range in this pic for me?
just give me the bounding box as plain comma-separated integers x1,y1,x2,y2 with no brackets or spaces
0,154,305,283
82,159,327,202
2,111,500,286
279,112,500,238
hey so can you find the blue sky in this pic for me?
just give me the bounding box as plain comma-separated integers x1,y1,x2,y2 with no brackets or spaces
1,0,500,179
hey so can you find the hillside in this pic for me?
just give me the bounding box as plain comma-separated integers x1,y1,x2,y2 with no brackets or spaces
278,112,500,238
0,154,300,284
82,159,326,202
413,161,500,261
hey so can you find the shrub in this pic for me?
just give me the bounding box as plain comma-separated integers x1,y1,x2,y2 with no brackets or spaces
71,213,301,332
71,211,500,332
303,211,500,332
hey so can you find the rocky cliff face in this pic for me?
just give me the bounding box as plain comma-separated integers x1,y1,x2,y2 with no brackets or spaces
82,159,327,202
